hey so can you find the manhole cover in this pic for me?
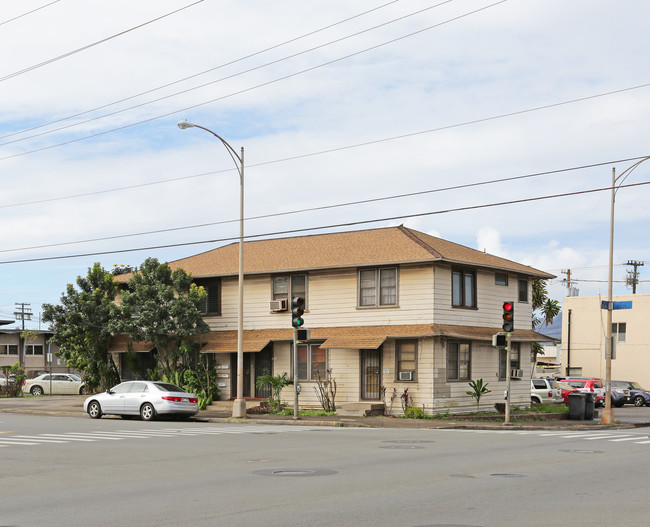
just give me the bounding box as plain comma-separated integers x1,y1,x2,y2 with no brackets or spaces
559,449,603,454
379,445,425,449
490,473,526,478
253,468,338,477
382,440,435,444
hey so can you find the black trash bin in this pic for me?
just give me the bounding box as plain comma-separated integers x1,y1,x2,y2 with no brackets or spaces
568,392,586,420
584,393,596,420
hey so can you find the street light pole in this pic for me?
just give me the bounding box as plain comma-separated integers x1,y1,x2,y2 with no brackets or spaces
601,156,650,424
177,120,247,418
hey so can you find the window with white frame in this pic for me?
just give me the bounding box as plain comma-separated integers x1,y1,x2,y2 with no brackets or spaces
452,268,476,308
296,343,326,381
358,267,397,307
396,340,417,381
25,345,44,355
447,341,471,381
273,275,307,303
612,322,626,342
0,345,18,355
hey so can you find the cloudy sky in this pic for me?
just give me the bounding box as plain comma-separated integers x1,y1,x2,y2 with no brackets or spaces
1,0,649,329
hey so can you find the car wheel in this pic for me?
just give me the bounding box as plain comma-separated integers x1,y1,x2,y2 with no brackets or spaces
79,386,89,395
30,385,43,396
140,403,156,421
87,401,102,419
633,395,645,407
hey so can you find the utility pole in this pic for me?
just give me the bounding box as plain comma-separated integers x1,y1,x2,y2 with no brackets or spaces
14,303,32,367
625,260,644,294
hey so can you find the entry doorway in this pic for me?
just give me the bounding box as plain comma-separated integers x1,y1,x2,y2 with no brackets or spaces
361,348,381,400
229,345,273,399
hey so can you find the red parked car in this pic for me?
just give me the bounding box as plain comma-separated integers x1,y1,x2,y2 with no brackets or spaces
556,381,579,405
561,378,606,407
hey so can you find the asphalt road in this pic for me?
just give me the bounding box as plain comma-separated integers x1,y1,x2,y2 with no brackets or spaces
2,412,650,526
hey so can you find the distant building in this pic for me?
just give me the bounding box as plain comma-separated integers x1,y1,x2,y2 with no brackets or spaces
561,294,650,388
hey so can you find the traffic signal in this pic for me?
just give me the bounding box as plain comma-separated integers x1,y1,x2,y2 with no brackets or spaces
502,301,514,332
291,296,305,328
492,333,507,347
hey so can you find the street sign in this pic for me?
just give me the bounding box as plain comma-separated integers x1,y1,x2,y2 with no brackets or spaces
600,301,632,310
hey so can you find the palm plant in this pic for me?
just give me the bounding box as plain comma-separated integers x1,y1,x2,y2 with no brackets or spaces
466,378,491,411
255,373,293,408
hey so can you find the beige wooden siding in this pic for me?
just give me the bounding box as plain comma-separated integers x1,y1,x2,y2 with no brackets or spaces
434,264,532,330
206,265,435,332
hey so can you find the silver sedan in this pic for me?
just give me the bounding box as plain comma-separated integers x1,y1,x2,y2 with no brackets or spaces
84,380,199,421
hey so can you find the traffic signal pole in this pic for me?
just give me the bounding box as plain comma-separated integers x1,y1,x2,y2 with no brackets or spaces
505,331,511,425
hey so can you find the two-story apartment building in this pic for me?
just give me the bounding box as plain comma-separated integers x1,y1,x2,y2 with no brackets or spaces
0,327,65,378
111,226,553,414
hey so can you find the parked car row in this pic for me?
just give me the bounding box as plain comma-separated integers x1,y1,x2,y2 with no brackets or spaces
532,376,650,408
22,373,88,396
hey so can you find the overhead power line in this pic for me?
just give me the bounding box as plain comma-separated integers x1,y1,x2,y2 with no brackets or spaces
0,1,204,82
0,1,61,27
0,0,510,160
1,155,648,253
0,0,403,141
1,179,648,266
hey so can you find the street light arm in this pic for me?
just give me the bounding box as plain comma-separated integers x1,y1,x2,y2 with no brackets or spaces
177,120,243,181
613,155,650,197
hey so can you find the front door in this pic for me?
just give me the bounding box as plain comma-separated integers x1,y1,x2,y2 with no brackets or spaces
361,349,381,400
255,345,273,398
230,353,254,399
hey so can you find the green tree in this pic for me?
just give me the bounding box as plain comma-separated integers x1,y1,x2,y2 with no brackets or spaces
111,257,210,381
42,263,121,391
531,279,561,373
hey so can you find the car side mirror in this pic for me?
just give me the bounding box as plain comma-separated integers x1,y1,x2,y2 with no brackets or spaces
106,389,113,394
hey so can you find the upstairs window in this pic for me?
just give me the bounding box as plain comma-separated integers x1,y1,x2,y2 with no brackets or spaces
518,277,529,302
495,272,508,286
0,345,18,355
195,279,221,315
452,268,476,308
358,268,397,307
25,345,44,356
273,275,307,303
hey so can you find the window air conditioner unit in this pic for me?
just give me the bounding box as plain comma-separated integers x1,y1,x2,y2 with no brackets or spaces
399,371,414,381
510,369,523,379
269,299,288,312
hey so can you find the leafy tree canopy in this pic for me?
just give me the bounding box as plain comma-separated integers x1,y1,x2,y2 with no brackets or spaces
111,257,210,380
42,263,121,391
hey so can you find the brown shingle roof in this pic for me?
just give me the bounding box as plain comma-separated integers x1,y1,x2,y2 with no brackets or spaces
115,226,553,281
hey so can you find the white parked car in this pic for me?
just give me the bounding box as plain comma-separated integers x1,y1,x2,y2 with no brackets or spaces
84,380,199,421
22,373,88,396
531,378,564,404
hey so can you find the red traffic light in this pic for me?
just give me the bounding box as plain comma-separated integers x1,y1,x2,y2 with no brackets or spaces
502,301,514,332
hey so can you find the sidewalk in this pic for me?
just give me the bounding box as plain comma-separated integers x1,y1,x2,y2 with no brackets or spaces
3,395,649,431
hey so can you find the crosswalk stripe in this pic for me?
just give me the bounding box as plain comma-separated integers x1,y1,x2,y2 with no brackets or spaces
610,436,645,442
41,434,97,442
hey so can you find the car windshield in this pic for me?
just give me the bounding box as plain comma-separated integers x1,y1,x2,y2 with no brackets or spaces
556,382,574,391
69,374,82,381
153,382,186,393
630,382,645,390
